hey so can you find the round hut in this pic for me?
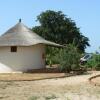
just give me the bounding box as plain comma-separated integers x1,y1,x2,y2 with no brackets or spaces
0,20,61,73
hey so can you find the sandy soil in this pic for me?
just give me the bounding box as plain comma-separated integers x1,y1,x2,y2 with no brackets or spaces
0,73,65,81
91,75,100,85
93,77,100,83
0,71,100,100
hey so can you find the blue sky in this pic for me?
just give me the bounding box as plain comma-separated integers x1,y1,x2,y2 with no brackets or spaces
0,0,99,53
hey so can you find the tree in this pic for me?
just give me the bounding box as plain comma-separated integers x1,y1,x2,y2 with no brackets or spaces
32,10,90,52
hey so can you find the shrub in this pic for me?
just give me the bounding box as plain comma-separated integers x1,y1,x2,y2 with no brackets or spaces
86,54,100,70
95,63,100,70
57,44,81,73
46,47,59,66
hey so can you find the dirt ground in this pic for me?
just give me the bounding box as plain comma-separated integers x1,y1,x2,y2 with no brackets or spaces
91,75,100,85
0,73,65,81
0,71,100,100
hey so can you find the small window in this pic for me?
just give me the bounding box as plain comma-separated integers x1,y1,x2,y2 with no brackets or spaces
11,46,17,52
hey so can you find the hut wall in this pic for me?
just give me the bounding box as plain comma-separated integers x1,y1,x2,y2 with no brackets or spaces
0,44,45,73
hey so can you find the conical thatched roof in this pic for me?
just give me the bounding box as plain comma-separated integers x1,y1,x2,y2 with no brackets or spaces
0,21,62,47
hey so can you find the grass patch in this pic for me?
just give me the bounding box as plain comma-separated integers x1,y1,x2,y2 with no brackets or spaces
66,97,71,100
45,94,56,100
29,96,38,100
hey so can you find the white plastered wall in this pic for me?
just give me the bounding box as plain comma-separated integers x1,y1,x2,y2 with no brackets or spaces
0,44,45,73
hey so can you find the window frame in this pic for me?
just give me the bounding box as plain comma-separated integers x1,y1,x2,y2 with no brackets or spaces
11,46,17,52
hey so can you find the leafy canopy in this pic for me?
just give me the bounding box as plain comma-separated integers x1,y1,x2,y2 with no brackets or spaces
32,10,90,52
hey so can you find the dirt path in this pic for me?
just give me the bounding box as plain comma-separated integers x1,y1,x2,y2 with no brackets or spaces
89,72,100,86
0,71,100,100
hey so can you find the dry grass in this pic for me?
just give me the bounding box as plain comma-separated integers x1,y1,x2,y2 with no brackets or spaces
0,71,100,100
0,73,65,81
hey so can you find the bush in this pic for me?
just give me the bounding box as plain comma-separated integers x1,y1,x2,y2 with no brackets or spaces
46,47,59,66
95,63,100,70
86,54,100,70
56,44,81,73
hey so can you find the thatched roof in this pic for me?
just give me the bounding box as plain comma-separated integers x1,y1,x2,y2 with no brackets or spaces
0,21,62,47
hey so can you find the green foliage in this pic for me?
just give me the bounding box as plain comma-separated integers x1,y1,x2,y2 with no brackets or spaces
56,44,81,72
45,47,59,66
32,10,90,52
86,54,100,70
